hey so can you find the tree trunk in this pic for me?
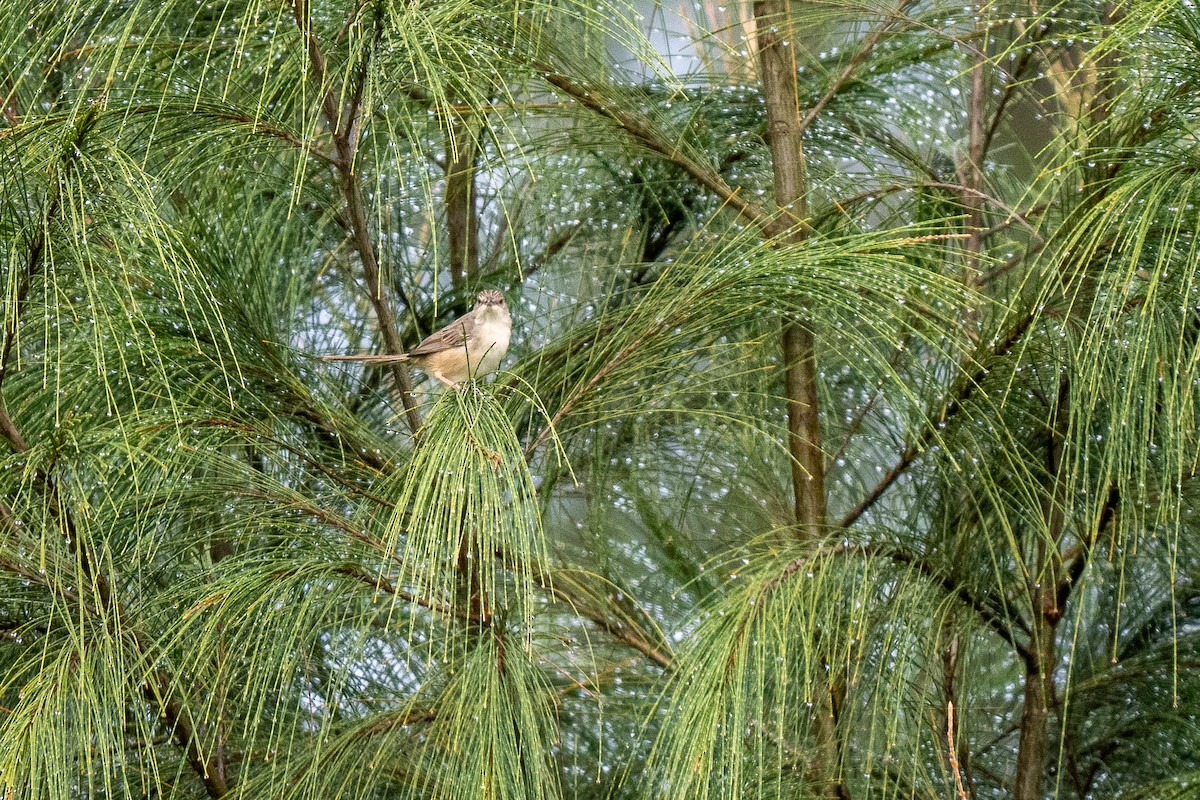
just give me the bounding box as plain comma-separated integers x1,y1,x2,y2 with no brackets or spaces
959,16,986,298
753,2,842,797
1014,605,1058,800
752,0,825,536
446,118,481,289
1015,379,1070,800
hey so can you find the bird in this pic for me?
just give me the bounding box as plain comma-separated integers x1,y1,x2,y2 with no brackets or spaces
324,290,511,389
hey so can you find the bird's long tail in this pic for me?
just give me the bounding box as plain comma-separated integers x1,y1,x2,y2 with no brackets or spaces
322,353,410,364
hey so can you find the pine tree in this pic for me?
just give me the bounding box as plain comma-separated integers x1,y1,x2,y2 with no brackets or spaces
1,1,1197,798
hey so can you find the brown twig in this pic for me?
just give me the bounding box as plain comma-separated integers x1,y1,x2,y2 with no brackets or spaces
291,0,422,436
143,674,229,798
535,67,787,236
948,701,970,800
771,542,1033,665
522,326,662,460
795,0,917,137
838,311,1035,530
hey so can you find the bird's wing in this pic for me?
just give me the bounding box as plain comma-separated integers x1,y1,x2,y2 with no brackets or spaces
408,315,473,357
323,353,410,364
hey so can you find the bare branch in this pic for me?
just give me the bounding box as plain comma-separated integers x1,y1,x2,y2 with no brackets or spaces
838,311,1035,530
291,0,423,435
796,0,917,138
769,542,1035,670
536,67,788,236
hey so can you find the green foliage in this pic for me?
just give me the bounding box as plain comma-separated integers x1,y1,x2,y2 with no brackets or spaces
0,0,1198,799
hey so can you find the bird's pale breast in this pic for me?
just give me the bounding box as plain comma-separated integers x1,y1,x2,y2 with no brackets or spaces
468,307,511,377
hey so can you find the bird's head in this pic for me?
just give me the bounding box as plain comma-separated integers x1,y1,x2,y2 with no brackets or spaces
475,290,506,308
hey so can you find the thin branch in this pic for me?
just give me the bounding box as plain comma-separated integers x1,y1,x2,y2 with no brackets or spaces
1014,375,1070,800
291,0,422,435
1,76,18,126
795,0,916,137
535,67,791,237
827,339,909,468
144,675,229,798
768,542,1035,669
553,590,673,670
444,114,481,288
979,239,1047,286
0,413,224,796
225,487,406,584
522,324,664,460
838,311,1035,530
948,701,970,800
983,31,1037,155
921,182,1043,243
510,554,674,669
211,109,337,164
958,10,988,330
290,0,344,141
1055,483,1119,617
342,0,383,161
0,552,80,605
172,416,395,507
0,109,89,397
287,403,392,473
886,550,1029,660
976,720,1021,759
333,564,456,617
813,181,1044,244
0,404,28,453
